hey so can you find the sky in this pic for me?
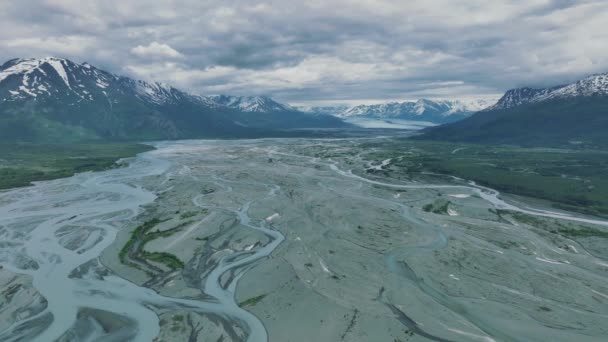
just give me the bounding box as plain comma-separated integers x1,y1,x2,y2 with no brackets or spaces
1,0,607,106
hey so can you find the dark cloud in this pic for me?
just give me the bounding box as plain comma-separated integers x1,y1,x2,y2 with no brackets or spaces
1,0,606,105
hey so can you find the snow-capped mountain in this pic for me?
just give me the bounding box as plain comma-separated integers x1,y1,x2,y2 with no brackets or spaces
418,72,608,147
487,73,608,111
298,98,498,125
339,99,496,121
0,57,346,142
0,57,209,107
209,95,295,113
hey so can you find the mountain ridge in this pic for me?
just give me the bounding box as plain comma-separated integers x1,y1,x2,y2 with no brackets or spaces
210,95,296,113
485,73,608,111
0,57,347,142
298,98,498,125
416,72,608,147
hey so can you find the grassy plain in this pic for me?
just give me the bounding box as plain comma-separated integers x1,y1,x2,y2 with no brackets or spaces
0,143,153,190
361,139,608,217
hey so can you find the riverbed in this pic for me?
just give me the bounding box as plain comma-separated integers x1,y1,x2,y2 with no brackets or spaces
1,138,607,341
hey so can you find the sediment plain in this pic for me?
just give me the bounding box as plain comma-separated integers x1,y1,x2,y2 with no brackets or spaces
1,138,607,342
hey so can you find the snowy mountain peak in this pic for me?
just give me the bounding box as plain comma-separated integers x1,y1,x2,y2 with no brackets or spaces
0,57,82,100
0,57,195,105
488,73,608,111
0,57,303,115
209,95,295,113
0,57,70,84
131,79,183,105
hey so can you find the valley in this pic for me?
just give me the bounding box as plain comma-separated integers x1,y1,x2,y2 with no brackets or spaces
1,137,607,341
2,2,608,341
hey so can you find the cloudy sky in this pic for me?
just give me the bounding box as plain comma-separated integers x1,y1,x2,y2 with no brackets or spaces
1,0,606,105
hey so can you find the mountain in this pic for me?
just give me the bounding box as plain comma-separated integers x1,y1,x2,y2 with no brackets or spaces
210,95,294,112
417,73,608,147
484,73,608,111
297,99,498,128
0,57,346,142
207,95,347,129
338,99,496,123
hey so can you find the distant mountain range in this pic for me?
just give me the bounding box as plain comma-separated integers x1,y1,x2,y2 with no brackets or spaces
298,98,498,128
296,105,352,117
4,57,604,146
0,57,346,142
417,73,608,147
210,95,295,112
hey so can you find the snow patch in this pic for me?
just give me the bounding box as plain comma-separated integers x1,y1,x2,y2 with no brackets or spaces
45,58,70,88
18,85,37,97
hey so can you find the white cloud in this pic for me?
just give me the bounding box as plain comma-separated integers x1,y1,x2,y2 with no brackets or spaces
2,35,96,57
1,0,607,104
131,42,183,59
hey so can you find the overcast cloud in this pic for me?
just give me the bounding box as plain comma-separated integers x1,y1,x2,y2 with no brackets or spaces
1,0,606,105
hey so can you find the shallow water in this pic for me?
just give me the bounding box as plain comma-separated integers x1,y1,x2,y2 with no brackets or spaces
0,148,282,341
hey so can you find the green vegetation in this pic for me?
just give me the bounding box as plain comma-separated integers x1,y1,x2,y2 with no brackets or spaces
119,218,165,265
179,211,198,219
0,143,153,190
558,228,608,239
119,218,187,271
422,201,451,214
416,97,608,148
494,211,608,240
141,251,185,269
361,140,608,217
502,211,547,227
239,294,267,307
494,240,519,250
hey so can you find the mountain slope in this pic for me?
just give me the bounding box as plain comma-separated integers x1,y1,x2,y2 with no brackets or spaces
0,57,346,142
417,73,608,147
484,73,608,111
